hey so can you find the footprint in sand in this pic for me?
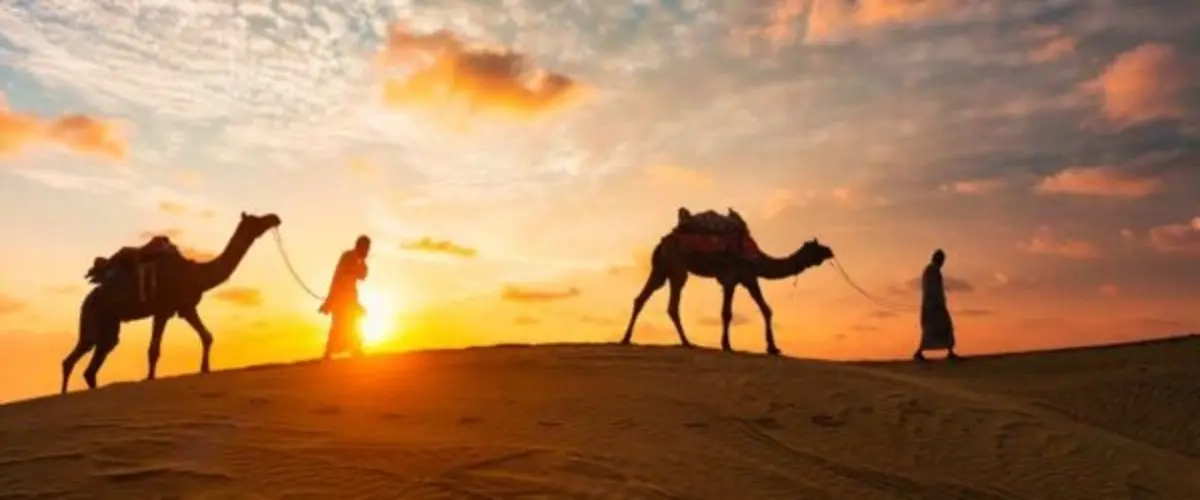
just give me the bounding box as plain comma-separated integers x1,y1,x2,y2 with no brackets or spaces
459,416,482,425
537,420,563,428
682,421,708,429
810,414,847,428
752,417,785,430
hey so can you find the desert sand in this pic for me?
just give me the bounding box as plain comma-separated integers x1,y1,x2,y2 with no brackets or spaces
1,336,1198,499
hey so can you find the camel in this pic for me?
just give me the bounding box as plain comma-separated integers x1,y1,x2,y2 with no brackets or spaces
61,212,282,394
620,208,834,355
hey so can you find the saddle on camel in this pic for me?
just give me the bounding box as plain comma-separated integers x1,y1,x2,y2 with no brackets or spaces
84,235,186,304
671,207,760,259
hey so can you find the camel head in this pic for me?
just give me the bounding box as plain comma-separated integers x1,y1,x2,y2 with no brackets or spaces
795,238,834,267
236,211,282,240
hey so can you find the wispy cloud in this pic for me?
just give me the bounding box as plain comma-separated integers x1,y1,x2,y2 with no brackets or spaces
501,284,581,302
942,178,1007,195
1017,228,1101,260
399,237,478,258
0,93,127,160
0,293,26,315
212,287,264,307
1035,166,1163,199
1146,216,1200,256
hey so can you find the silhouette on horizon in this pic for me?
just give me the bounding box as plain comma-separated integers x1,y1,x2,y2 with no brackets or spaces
621,207,834,355
915,248,961,362
61,212,282,394
319,235,371,360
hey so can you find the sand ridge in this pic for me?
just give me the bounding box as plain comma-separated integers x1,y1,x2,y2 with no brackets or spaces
1,336,1197,499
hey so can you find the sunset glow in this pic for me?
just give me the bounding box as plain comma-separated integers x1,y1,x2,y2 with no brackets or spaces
0,0,1197,404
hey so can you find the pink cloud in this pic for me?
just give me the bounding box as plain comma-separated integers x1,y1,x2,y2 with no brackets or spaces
1084,43,1193,125
1035,166,1163,199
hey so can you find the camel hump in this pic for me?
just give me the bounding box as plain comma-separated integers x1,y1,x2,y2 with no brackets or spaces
84,236,184,284
675,207,748,234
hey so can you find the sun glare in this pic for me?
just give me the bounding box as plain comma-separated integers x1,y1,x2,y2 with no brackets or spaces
358,286,399,347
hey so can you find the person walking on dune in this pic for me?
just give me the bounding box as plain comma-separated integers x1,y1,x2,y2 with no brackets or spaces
915,249,961,362
319,235,371,360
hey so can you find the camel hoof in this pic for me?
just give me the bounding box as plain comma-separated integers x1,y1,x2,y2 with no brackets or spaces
766,347,781,356
619,338,632,345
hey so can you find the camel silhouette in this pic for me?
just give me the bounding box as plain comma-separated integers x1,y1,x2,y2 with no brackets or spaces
620,208,834,355
61,212,282,394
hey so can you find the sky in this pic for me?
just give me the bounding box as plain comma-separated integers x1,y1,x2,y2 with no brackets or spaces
0,0,1198,403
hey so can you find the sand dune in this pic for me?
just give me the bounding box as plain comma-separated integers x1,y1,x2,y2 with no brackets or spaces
1,336,1198,499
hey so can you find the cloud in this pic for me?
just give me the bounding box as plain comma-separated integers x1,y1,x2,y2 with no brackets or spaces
399,237,478,258
803,0,956,44
212,287,263,307
376,23,586,120
644,164,714,189
941,178,1007,195
513,315,540,326
1084,43,1195,125
175,169,204,188
0,294,27,315
955,308,993,317
700,312,751,326
1035,166,1163,199
154,199,217,218
1146,216,1200,256
580,314,618,326
1017,228,1100,260
501,285,581,302
0,93,127,160
1024,25,1076,63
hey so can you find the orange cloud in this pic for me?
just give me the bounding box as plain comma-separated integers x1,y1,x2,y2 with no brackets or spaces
942,178,1007,195
1035,166,1162,199
180,246,217,261
1084,43,1193,125
0,294,26,315
212,287,263,307
176,169,204,187
501,285,581,302
1017,229,1100,259
1030,36,1076,63
376,23,585,119
700,312,751,326
804,0,954,44
645,164,714,189
400,237,478,258
158,201,187,215
1146,216,1200,256
43,284,81,295
0,94,126,160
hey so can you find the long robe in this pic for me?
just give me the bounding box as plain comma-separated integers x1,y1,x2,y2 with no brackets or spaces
320,250,367,355
920,263,956,350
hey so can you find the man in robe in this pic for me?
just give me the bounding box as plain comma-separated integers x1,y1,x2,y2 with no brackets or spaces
915,249,961,362
319,235,371,359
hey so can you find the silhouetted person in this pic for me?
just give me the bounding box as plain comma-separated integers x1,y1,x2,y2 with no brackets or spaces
915,249,960,362
319,235,370,359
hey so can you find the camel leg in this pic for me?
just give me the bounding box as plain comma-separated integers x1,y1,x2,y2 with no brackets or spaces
61,337,96,395
146,313,170,380
179,308,214,374
719,280,737,352
83,319,120,390
743,279,779,356
666,272,692,347
621,265,668,345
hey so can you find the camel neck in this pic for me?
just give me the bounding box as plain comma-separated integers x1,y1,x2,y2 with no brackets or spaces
755,251,818,280
197,228,255,291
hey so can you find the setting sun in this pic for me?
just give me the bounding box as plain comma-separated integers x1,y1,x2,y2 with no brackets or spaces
358,285,399,347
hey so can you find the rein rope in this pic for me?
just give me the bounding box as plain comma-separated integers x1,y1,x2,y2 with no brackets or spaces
828,256,919,313
270,227,326,301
